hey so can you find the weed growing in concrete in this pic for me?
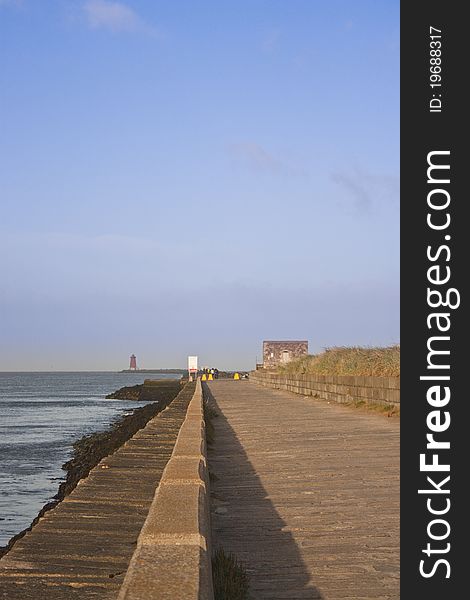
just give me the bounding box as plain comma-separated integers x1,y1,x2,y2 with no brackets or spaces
212,547,250,600
346,399,400,417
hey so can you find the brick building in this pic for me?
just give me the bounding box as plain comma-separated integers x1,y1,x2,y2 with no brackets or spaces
262,340,308,369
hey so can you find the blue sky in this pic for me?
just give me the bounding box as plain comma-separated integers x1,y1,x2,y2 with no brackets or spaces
0,0,399,370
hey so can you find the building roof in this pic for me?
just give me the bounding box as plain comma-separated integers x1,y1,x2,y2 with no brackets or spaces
263,340,308,343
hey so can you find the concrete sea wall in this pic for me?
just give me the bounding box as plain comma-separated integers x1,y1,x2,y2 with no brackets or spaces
250,371,400,407
118,379,213,600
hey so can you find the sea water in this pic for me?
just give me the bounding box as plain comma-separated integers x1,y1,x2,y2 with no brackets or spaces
0,371,177,547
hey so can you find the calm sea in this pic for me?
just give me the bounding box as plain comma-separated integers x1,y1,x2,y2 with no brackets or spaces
0,371,179,547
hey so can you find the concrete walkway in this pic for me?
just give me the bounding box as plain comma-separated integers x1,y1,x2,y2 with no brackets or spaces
0,384,195,599
206,380,399,600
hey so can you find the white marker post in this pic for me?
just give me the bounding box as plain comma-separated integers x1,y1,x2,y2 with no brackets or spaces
188,356,198,382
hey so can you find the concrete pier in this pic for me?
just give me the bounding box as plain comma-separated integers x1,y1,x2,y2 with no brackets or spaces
0,383,196,599
206,380,399,599
1,377,399,599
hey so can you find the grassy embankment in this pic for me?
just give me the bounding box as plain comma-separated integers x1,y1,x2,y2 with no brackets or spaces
277,346,400,415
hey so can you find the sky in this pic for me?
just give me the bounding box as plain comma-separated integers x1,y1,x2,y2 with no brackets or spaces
0,0,399,371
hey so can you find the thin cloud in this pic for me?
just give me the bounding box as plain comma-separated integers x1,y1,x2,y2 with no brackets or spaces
229,142,306,176
331,168,399,214
261,28,281,53
83,0,148,33
230,142,281,172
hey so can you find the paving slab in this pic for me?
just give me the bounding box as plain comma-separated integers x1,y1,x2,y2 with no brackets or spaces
206,380,399,600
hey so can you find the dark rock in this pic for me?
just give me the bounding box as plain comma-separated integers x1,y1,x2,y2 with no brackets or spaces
105,384,142,400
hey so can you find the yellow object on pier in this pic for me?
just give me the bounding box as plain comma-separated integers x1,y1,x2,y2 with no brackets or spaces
208,374,213,381
201,374,207,381
233,372,240,380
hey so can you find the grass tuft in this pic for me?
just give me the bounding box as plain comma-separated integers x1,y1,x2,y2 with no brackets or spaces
212,547,250,600
346,399,400,417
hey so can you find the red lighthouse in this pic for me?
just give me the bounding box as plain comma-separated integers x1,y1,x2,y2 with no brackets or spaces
129,354,137,370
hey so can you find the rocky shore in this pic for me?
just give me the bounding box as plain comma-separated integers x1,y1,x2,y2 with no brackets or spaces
105,378,185,401
0,378,182,557
106,384,142,400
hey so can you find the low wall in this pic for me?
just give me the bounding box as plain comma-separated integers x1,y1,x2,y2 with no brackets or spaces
118,380,214,600
250,371,400,407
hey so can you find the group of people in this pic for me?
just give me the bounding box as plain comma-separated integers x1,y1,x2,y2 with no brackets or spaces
200,367,219,379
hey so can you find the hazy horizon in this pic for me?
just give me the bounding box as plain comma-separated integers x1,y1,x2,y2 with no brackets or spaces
0,368,186,372
1,1,399,371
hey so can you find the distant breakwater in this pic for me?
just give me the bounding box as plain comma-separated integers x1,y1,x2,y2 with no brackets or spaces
120,369,186,374
0,379,182,558
106,378,185,402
